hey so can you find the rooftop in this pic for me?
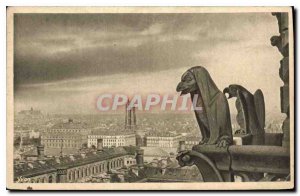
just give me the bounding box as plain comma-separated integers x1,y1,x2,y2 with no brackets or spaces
14,146,137,180
143,165,203,182
145,132,182,138
91,129,135,136
125,165,203,182
141,147,170,157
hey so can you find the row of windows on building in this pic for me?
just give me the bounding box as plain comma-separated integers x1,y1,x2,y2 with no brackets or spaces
49,129,90,133
103,143,125,146
67,159,124,182
90,139,126,143
43,139,82,143
146,136,182,141
88,135,135,139
18,158,125,183
42,136,85,140
44,143,80,148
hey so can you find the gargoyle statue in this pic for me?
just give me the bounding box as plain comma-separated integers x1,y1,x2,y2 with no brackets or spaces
223,85,265,145
176,66,233,148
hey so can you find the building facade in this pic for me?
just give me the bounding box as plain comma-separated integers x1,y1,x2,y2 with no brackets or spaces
145,133,183,148
41,119,91,155
14,146,137,183
88,133,136,148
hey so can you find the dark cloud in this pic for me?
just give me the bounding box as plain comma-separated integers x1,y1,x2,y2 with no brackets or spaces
14,13,274,90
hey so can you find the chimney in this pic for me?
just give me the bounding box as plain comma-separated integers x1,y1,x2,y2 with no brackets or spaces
128,109,132,128
133,106,136,127
125,100,133,130
178,141,185,152
37,145,45,159
136,149,144,167
125,102,128,129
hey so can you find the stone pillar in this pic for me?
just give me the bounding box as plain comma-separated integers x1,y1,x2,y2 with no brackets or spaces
271,12,290,148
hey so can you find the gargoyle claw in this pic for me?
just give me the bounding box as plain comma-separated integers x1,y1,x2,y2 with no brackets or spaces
216,139,230,148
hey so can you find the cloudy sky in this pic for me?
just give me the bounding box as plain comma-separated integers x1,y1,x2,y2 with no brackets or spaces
14,13,284,118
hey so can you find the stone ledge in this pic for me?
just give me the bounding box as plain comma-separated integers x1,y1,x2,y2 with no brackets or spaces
191,144,290,176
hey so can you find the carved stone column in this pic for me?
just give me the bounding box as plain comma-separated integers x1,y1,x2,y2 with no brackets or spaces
271,13,290,148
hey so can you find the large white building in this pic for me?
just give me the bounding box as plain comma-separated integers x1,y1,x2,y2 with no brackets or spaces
41,119,91,155
88,132,136,148
145,133,183,148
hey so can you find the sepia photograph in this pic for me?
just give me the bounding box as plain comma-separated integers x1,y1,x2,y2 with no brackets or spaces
6,6,294,190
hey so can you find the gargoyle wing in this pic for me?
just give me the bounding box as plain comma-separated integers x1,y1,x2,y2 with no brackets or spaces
236,90,249,134
254,89,265,129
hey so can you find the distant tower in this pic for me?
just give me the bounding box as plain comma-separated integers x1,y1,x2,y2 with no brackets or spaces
125,100,136,130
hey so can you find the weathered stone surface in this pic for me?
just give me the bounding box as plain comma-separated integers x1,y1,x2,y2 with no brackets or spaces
280,85,289,114
280,13,289,31
281,30,289,55
176,149,228,182
272,12,290,148
280,57,289,83
264,133,283,146
229,145,290,175
281,43,289,57
270,35,282,52
233,134,252,145
270,35,288,57
189,145,290,181
282,117,290,148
